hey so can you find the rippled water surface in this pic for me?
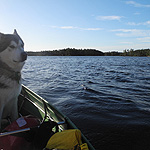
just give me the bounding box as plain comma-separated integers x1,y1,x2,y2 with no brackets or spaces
23,56,150,150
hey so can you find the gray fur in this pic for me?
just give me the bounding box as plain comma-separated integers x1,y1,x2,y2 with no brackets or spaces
0,33,24,52
0,83,8,89
0,30,27,128
0,60,21,86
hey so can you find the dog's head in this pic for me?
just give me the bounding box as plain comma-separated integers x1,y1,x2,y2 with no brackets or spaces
0,30,27,72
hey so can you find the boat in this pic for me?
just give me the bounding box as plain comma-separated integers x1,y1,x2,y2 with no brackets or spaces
0,85,95,150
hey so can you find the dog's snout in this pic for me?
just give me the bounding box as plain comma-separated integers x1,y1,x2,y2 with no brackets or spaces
21,52,27,62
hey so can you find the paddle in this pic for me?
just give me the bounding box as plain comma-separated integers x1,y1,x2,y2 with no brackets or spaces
0,127,31,137
0,121,65,137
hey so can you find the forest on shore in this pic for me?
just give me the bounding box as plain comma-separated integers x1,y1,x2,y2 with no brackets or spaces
27,48,150,57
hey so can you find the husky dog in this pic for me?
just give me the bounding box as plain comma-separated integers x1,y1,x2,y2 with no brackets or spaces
0,30,27,128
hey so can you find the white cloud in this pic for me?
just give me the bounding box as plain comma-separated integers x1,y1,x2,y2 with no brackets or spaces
51,26,103,31
60,26,77,29
127,20,150,26
120,41,133,44
96,16,123,21
145,21,150,25
80,27,103,31
127,22,140,26
125,1,150,8
137,37,150,43
134,12,141,15
111,29,137,32
51,26,77,29
111,29,150,37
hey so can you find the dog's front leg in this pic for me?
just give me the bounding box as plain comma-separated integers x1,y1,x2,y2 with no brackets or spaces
10,99,19,122
0,106,4,129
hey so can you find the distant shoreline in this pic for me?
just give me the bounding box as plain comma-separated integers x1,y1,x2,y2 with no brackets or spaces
27,48,150,57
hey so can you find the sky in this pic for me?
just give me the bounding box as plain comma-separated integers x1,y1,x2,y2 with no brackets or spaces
0,0,150,52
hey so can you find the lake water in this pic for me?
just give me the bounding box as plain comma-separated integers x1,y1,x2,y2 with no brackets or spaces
22,56,150,150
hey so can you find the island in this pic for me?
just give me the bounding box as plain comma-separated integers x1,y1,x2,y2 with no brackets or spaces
27,48,150,57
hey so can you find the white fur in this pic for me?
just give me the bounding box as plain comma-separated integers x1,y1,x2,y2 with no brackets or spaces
0,30,26,128
0,40,25,72
0,80,21,122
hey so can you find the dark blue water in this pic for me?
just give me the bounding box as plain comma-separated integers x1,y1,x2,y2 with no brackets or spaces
22,56,150,150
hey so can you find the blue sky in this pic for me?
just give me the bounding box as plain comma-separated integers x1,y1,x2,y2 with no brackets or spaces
0,0,150,52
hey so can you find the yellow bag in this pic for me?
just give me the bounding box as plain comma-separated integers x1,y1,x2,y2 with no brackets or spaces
46,129,88,150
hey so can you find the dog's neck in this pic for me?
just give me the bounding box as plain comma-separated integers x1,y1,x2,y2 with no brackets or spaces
0,60,21,83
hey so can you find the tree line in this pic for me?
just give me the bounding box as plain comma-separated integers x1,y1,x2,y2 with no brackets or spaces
27,48,104,56
122,49,150,56
27,48,150,57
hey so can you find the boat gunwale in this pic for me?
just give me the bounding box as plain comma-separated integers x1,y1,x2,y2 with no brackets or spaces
21,84,95,150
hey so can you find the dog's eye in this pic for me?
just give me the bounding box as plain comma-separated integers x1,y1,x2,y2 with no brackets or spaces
9,45,16,49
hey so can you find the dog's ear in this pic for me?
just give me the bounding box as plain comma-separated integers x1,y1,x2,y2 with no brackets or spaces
13,29,18,35
13,29,24,45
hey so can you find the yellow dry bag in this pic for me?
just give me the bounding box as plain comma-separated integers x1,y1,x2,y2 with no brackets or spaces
46,129,89,150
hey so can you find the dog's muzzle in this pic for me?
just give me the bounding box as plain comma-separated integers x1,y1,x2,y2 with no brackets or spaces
21,52,27,62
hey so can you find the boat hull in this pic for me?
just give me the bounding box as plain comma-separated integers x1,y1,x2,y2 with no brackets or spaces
19,85,95,150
